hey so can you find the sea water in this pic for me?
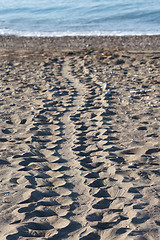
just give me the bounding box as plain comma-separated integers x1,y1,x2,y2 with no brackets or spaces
0,0,160,36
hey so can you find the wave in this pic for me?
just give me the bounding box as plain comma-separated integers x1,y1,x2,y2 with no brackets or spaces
0,29,160,37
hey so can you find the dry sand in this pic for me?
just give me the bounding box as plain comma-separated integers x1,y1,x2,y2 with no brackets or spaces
0,36,160,240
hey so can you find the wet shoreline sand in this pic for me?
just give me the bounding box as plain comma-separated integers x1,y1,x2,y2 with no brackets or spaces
0,35,160,239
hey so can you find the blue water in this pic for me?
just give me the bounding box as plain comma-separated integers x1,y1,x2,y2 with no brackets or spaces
0,0,160,36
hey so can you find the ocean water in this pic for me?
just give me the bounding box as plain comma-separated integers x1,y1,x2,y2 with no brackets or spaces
0,0,160,36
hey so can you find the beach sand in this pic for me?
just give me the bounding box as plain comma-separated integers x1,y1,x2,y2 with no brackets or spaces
0,36,160,240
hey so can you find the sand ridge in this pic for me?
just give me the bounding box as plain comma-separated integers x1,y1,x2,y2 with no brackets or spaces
0,47,160,239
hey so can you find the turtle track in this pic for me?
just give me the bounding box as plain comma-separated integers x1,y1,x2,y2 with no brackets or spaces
0,50,159,240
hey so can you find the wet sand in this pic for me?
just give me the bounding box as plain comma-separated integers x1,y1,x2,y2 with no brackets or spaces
0,35,160,240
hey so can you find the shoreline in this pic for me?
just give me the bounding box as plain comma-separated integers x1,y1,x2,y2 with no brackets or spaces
0,35,160,52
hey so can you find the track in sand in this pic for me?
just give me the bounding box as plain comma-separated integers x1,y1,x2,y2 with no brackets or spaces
0,49,160,239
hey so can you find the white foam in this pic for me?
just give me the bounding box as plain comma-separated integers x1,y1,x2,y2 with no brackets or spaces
0,28,160,37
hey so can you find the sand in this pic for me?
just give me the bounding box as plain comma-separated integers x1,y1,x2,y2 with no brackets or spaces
0,35,160,240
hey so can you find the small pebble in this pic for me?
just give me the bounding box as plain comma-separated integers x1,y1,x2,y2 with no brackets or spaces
131,140,138,143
